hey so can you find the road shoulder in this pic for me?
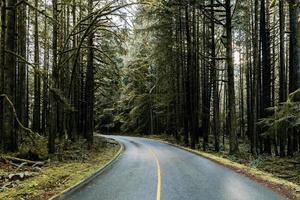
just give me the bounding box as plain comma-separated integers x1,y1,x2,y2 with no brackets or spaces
0,136,123,200
49,138,123,200
145,135,300,200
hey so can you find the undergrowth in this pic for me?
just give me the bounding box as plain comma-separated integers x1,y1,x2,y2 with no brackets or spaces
0,136,120,200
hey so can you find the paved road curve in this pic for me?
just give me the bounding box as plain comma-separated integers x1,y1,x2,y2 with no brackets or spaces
67,136,284,200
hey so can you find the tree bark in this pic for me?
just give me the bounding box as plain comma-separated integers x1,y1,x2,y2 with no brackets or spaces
16,0,26,134
202,11,211,151
226,0,239,154
33,0,41,133
287,0,300,156
211,0,220,152
4,0,18,151
85,0,94,147
0,0,6,149
49,0,58,154
251,0,259,155
279,0,287,157
288,0,300,93
260,0,272,154
42,0,49,136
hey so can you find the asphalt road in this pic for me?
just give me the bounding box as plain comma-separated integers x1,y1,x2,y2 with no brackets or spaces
67,136,285,200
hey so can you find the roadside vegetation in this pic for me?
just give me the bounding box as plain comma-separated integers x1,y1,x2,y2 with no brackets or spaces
146,134,300,200
0,136,120,200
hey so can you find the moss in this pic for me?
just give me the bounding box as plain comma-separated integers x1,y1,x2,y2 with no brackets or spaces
18,137,49,160
0,138,120,200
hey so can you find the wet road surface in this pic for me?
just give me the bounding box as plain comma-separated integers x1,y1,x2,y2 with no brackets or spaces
67,136,284,200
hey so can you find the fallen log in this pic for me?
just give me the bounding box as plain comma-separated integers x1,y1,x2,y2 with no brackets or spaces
1,155,45,166
8,171,39,181
15,162,28,172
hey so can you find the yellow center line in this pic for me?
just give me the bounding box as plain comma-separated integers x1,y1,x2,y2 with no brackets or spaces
148,148,161,200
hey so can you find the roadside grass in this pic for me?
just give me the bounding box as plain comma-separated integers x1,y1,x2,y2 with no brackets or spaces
0,136,120,200
145,134,300,200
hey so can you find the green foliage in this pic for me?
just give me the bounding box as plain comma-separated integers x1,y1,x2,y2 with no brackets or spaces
110,1,179,135
250,157,264,168
93,27,125,133
18,136,48,160
258,89,300,136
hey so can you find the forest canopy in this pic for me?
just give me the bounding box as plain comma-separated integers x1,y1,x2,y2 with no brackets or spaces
1,0,300,159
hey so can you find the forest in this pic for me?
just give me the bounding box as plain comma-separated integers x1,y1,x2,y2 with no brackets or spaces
1,0,300,199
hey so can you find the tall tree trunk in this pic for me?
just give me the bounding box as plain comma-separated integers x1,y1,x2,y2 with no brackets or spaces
287,0,300,156
261,0,272,154
239,45,244,139
33,0,41,133
279,0,287,157
288,0,300,93
4,0,17,151
251,0,259,155
42,0,49,136
16,1,26,134
49,0,59,154
179,6,189,146
25,8,30,127
184,4,193,148
85,0,94,147
211,0,220,151
226,0,238,154
70,0,78,140
0,0,6,149
186,5,197,149
202,11,210,151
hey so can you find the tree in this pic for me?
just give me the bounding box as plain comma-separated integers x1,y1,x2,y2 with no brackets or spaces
287,0,300,156
260,0,272,154
251,0,259,155
33,0,41,133
279,0,287,157
210,0,220,152
85,0,95,147
4,0,18,151
288,0,300,94
49,0,59,154
225,0,238,154
0,0,6,149
16,0,27,135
